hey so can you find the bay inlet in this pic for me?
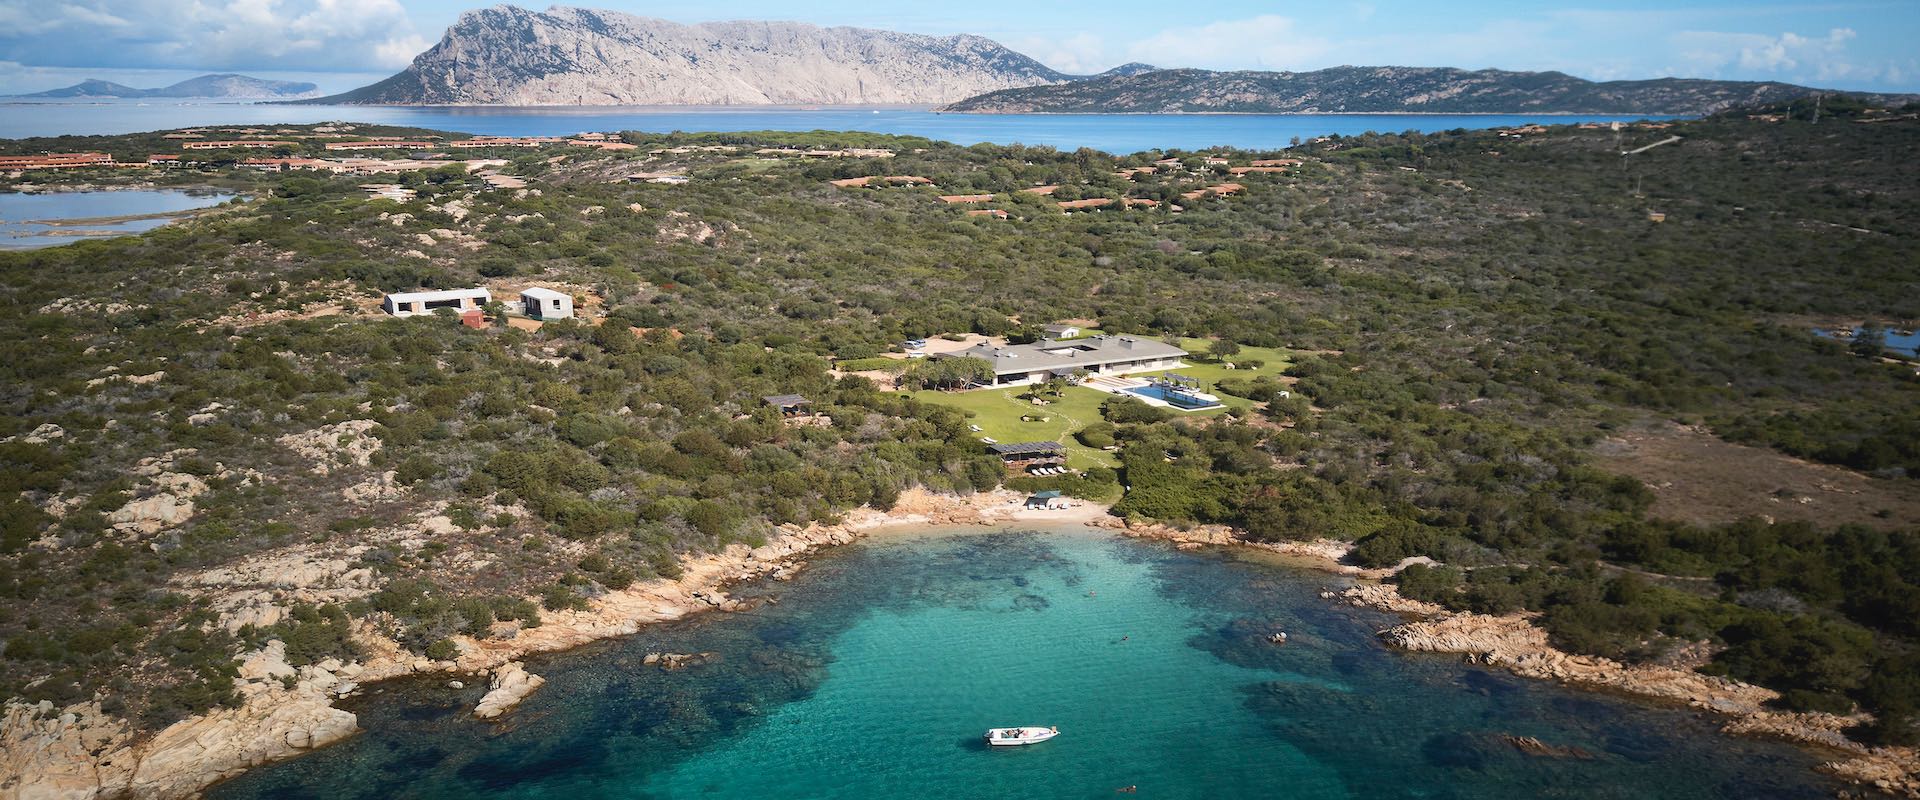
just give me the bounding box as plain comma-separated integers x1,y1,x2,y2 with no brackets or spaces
207,525,1835,799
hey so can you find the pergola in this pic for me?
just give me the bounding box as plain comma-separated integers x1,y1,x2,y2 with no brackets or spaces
762,394,813,416
989,441,1067,465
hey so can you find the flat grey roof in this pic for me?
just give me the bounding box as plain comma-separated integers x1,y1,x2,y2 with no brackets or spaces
762,394,811,406
988,441,1066,456
935,335,1187,376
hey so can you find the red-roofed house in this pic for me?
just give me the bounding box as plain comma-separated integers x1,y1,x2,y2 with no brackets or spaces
1181,182,1245,201
182,141,297,150
0,152,117,170
241,157,323,172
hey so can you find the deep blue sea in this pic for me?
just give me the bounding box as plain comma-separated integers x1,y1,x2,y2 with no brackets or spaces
208,525,1834,800
0,102,1672,154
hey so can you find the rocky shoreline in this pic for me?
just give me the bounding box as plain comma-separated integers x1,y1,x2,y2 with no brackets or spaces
0,488,1101,800
5,495,1913,798
1103,519,1919,798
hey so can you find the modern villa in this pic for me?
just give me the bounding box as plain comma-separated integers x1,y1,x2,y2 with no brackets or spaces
936,335,1187,386
520,287,574,320
381,288,491,317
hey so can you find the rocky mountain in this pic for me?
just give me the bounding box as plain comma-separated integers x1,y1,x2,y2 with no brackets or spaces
1093,62,1161,79
11,74,317,100
147,74,318,98
318,5,1117,105
938,66,1919,115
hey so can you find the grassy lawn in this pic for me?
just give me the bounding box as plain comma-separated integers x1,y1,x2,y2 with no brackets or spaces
910,337,1288,457
909,385,1120,469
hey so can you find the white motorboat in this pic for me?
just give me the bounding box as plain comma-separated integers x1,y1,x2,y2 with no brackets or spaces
985,726,1059,746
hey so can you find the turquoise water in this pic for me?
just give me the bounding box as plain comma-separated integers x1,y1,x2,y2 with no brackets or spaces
208,526,1835,799
0,189,233,249
0,105,1673,153
1127,385,1222,409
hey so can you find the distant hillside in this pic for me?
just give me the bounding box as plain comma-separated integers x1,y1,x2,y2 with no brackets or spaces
17,79,147,99
147,74,317,98
1093,63,1160,79
939,66,1920,115
11,74,318,100
313,5,1151,106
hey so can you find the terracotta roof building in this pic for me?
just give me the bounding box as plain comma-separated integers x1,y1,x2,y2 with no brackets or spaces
241,157,323,171
324,141,435,151
181,141,296,150
1181,183,1245,201
0,152,116,170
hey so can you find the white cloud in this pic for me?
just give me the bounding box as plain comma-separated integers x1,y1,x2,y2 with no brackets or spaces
1126,15,1334,72
1670,27,1883,84
0,0,427,72
1010,32,1112,75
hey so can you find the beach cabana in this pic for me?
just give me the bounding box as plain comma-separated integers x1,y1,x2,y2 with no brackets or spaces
1026,490,1068,510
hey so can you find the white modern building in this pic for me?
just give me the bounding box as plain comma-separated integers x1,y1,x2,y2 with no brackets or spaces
520,287,574,320
381,288,491,317
936,335,1187,386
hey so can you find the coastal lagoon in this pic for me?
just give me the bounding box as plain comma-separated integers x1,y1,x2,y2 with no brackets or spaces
0,189,235,249
1819,327,1920,358
209,526,1834,799
0,103,1672,153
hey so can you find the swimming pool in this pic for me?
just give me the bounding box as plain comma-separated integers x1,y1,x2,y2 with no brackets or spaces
1126,384,1222,409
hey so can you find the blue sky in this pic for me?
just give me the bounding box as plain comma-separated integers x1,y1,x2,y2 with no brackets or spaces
1,1,1916,94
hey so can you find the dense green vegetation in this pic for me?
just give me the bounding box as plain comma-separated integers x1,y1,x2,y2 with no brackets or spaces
0,111,1915,745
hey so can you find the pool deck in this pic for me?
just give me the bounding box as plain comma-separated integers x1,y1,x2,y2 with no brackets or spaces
1082,373,1221,411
